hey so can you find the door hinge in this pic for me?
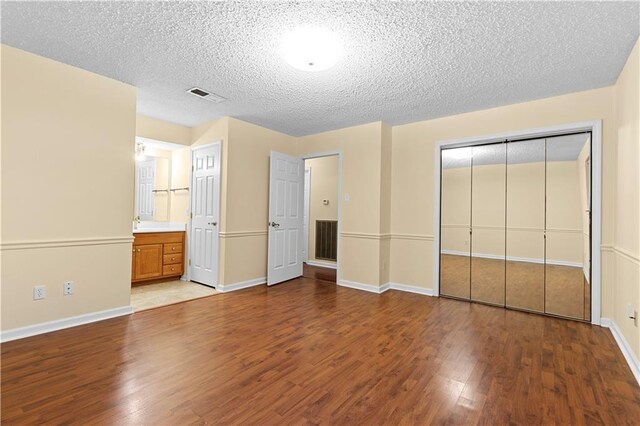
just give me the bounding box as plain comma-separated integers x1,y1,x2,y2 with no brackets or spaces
189,259,191,266
192,165,194,171
190,213,193,219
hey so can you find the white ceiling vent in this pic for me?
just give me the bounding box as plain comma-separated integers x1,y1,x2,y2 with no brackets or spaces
187,87,226,103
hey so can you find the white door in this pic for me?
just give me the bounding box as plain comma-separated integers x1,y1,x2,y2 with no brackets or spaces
267,151,304,285
303,166,311,262
190,143,221,287
136,159,155,220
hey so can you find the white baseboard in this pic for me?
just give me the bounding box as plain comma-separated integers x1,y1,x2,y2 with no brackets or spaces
601,318,640,386
388,282,434,296
305,260,338,270
0,306,133,343
338,279,386,294
216,277,266,293
441,249,583,268
338,280,434,297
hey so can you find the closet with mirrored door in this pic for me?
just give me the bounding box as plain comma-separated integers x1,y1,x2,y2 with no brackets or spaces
439,133,591,321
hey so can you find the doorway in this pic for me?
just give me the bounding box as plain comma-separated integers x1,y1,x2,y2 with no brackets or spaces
302,155,339,283
267,151,342,286
434,121,602,324
130,138,220,312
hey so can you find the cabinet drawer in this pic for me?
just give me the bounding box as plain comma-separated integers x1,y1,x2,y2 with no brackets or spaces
163,253,183,265
163,264,183,276
164,243,183,254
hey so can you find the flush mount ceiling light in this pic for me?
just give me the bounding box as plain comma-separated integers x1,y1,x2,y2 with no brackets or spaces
280,27,342,72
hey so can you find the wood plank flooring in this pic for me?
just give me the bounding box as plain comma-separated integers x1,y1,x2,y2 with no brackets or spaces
2,276,639,425
303,263,337,283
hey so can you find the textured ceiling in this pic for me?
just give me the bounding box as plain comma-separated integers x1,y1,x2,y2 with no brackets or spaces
2,1,638,136
442,133,590,169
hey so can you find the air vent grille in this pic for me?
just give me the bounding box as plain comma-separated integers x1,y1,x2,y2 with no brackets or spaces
187,87,226,103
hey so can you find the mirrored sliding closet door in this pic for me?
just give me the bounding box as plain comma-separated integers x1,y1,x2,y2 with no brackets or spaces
440,147,472,299
470,144,506,306
544,134,591,321
439,133,592,322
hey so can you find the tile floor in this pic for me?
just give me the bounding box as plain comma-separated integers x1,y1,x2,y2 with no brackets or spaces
131,280,219,312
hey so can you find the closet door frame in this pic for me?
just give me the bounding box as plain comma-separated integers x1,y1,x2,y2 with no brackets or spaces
433,120,602,325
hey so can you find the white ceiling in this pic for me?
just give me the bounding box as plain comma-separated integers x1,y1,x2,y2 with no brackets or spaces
2,1,638,136
442,133,590,169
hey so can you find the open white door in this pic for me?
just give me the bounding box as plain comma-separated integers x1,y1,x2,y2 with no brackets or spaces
268,151,304,285
190,143,221,287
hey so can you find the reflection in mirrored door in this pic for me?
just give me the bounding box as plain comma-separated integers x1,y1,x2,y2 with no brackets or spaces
505,139,545,313
440,147,471,299
470,144,506,306
545,134,591,320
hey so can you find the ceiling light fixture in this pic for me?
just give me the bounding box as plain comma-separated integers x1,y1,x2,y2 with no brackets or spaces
280,27,342,72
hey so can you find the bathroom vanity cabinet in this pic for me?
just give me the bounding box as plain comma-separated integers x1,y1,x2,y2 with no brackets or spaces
132,231,185,284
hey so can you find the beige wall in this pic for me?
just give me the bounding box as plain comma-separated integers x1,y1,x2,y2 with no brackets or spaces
1,45,136,331
296,122,389,287
613,39,640,359
306,156,339,262
136,114,191,146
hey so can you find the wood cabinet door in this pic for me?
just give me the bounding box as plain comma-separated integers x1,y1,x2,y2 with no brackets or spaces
134,244,163,280
131,247,136,280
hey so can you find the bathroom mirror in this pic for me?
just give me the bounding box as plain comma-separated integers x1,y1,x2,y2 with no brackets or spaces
135,155,170,221
134,138,191,224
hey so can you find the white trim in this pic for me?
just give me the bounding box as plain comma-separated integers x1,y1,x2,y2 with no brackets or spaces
433,120,602,325
388,283,434,296
305,260,337,270
219,230,268,238
341,232,392,240
0,306,133,343
601,318,640,385
441,249,583,268
391,233,434,241
612,246,640,265
338,279,386,294
216,277,266,293
337,279,435,297
302,150,343,284
0,236,134,251
303,166,311,262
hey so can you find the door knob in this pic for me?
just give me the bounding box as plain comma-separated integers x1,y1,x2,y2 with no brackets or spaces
270,222,280,228
208,221,217,226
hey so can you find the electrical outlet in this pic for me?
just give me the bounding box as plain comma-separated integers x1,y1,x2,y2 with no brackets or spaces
626,304,636,319
63,281,74,296
33,285,46,300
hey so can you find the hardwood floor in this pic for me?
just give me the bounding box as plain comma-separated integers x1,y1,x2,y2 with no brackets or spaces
303,262,337,282
2,277,639,425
